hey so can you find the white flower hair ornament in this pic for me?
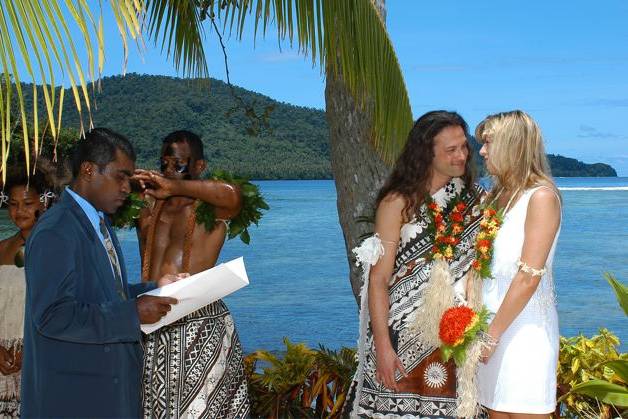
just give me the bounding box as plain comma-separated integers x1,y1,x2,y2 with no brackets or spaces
40,190,57,208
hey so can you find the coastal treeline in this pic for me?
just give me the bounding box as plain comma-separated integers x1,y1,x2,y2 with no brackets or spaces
21,74,615,179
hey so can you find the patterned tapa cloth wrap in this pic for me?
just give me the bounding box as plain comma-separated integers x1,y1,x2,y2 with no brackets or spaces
142,301,250,419
345,178,483,418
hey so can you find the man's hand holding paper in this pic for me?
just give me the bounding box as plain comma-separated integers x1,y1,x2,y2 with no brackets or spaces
139,257,249,333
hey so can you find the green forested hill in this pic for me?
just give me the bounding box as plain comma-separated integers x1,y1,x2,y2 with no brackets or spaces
55,74,331,179
546,154,616,177
23,74,616,179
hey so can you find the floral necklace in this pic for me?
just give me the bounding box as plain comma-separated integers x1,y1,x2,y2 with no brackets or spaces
425,193,468,262
471,202,502,278
424,189,507,279
471,189,518,279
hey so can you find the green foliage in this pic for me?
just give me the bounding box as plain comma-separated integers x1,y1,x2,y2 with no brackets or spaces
4,124,78,165
195,169,269,244
1,1,208,175
245,339,357,419
110,192,146,229
29,74,332,180
312,346,358,417
246,338,317,418
606,273,628,316
605,360,628,383
557,274,628,418
568,380,627,408
1,123,76,190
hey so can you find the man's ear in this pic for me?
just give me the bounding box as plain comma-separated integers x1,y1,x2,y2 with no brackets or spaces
79,162,96,180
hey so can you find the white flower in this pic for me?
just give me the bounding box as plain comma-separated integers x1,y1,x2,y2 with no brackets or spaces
352,234,385,266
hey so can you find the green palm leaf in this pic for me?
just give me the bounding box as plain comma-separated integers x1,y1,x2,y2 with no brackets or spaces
568,379,628,407
605,273,628,316
0,0,208,176
209,0,413,163
604,359,628,383
144,0,208,79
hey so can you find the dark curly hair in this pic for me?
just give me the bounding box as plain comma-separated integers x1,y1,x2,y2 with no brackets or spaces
376,110,475,221
1,167,54,209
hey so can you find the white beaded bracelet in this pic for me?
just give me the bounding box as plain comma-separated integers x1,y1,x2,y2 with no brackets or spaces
517,259,546,277
480,331,500,347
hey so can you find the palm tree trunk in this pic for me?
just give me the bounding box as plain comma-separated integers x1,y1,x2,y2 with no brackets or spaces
325,0,390,303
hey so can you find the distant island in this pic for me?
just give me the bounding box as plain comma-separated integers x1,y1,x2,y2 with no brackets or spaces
545,154,616,177
31,74,616,179
467,136,617,177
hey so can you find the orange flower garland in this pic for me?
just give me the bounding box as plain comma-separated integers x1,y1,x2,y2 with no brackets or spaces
438,305,490,366
425,195,467,262
472,204,503,279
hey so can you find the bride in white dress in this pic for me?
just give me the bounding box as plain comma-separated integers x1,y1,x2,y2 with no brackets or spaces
474,110,561,418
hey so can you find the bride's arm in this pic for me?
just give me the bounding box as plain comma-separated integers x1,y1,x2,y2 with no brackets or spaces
368,194,407,390
482,187,560,361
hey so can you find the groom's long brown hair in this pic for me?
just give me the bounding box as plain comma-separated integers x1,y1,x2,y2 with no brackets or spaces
376,110,475,221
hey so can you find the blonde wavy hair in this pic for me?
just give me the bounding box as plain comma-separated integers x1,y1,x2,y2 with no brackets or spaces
475,110,559,204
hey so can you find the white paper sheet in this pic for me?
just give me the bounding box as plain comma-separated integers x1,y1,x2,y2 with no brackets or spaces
140,257,249,334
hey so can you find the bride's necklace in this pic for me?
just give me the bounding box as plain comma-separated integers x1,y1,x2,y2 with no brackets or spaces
472,191,506,279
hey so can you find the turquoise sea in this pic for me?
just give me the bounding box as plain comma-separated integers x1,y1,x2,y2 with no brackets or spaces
2,178,627,352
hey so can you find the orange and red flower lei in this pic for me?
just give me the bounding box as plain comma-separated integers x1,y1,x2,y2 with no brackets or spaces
425,196,468,262
471,204,503,279
425,194,502,279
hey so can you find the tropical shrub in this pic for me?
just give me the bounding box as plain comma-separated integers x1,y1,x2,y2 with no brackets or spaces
556,273,627,418
557,329,627,418
245,338,356,418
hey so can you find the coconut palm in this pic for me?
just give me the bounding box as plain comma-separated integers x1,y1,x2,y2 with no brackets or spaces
0,0,207,177
2,0,412,297
205,0,409,298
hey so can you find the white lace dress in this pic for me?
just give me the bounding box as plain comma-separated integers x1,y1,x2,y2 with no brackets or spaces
477,186,560,414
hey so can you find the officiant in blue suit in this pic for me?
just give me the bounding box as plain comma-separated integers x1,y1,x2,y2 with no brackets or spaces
21,128,182,418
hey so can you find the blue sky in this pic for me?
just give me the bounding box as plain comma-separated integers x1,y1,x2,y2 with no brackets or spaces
39,1,628,175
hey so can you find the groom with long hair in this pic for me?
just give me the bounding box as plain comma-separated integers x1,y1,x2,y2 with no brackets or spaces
344,111,483,418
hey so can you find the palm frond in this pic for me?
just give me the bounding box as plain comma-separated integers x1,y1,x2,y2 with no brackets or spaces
144,0,209,79
210,0,413,163
1,0,208,177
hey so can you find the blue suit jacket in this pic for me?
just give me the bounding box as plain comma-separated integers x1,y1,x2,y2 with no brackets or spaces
21,191,155,418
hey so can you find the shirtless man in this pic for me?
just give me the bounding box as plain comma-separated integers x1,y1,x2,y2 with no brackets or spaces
135,130,250,418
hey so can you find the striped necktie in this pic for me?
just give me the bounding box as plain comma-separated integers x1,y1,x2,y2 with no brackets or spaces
99,217,127,300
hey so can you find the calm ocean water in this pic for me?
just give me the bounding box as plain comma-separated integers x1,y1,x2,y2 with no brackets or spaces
1,178,627,352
